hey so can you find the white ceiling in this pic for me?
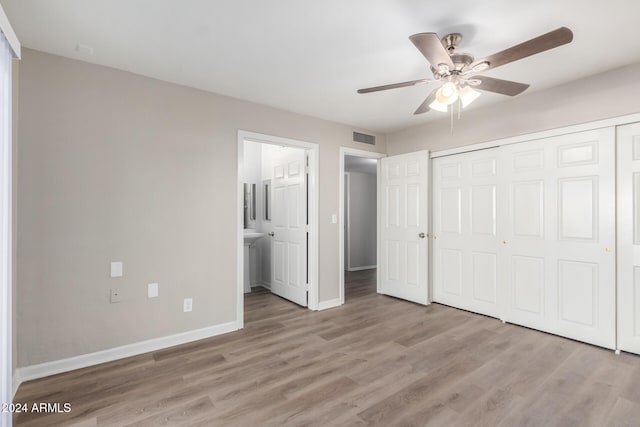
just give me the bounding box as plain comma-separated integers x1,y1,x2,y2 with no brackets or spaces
3,0,640,134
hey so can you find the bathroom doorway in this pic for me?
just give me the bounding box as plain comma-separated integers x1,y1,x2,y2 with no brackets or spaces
339,148,386,304
236,131,319,328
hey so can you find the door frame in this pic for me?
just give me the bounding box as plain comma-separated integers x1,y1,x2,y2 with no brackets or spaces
237,131,319,326
339,148,386,304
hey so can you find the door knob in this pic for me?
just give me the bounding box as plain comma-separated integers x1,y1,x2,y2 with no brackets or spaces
268,232,275,237
419,233,426,239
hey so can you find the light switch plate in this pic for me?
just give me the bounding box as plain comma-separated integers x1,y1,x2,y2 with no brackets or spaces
110,261,123,278
331,214,337,224
183,298,193,312
148,283,158,299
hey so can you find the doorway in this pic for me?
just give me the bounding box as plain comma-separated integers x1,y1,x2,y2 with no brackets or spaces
339,148,386,304
237,131,319,328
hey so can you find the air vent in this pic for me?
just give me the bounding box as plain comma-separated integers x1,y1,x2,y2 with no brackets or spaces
353,131,376,145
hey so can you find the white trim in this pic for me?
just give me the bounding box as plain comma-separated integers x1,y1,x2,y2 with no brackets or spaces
15,321,239,383
1,33,12,427
431,112,640,158
317,298,341,311
339,147,386,305
237,130,320,313
0,4,20,59
344,172,351,271
347,265,377,272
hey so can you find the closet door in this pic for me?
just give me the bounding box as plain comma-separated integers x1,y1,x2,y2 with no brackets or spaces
433,148,501,318
501,128,616,349
617,122,640,354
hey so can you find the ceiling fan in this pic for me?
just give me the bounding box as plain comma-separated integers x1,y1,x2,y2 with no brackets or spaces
357,27,574,115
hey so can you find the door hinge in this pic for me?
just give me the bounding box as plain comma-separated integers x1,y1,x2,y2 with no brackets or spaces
305,283,310,291
305,224,310,232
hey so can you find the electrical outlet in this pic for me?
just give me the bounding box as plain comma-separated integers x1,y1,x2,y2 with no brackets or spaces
183,298,193,312
148,283,158,299
110,288,122,303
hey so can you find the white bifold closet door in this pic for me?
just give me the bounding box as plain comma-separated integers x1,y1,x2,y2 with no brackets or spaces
433,127,616,349
501,128,615,349
433,148,501,318
617,122,640,354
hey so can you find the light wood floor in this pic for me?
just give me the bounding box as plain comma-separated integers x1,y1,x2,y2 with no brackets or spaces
14,269,640,426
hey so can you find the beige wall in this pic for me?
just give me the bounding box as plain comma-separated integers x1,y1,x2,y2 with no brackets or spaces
11,58,18,376
387,62,640,154
17,49,386,366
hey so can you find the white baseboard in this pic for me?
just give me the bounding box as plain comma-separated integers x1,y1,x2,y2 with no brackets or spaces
12,371,20,399
15,321,240,385
251,281,270,289
317,298,341,311
347,265,376,272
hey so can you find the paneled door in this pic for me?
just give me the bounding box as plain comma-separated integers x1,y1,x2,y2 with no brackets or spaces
432,148,502,318
271,147,307,307
617,122,640,354
380,151,430,304
501,128,616,349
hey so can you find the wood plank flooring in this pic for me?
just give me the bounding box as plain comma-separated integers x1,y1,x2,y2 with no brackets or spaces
13,269,640,426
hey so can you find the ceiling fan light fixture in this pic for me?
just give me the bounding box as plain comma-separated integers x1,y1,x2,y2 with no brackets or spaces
459,85,482,108
429,99,448,112
436,82,459,105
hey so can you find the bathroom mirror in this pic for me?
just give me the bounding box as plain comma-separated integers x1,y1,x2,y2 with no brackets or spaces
243,183,257,228
263,179,271,221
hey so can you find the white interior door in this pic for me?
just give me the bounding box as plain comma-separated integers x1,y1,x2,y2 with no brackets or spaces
380,151,429,305
617,122,640,354
433,148,502,318
501,128,616,349
271,147,307,307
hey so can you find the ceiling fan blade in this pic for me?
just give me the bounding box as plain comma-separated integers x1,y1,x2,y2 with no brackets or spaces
471,27,573,72
472,76,530,96
414,88,439,115
409,33,455,70
357,78,431,94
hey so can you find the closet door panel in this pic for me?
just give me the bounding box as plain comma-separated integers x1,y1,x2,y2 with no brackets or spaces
618,122,640,355
502,128,616,349
433,149,501,318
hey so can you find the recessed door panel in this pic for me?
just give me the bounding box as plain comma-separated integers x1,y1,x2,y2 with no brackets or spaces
513,181,543,238
472,252,496,303
386,240,400,282
558,260,597,327
387,186,400,228
558,141,598,167
472,158,496,177
512,256,543,314
441,249,462,296
558,177,598,241
440,188,462,234
440,163,461,180
471,185,496,236
407,183,420,228
407,242,419,287
513,149,544,171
